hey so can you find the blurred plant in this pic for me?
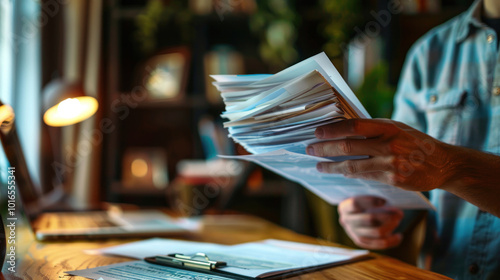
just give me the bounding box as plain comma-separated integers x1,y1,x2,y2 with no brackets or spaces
356,62,395,118
249,0,299,70
135,0,192,55
318,0,361,58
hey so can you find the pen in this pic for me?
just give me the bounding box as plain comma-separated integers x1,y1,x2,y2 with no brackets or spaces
154,253,227,271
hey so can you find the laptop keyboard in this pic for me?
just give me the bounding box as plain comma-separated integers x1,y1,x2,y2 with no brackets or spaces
43,212,120,229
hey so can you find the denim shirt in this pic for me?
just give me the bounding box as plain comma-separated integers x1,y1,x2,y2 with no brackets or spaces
392,0,500,279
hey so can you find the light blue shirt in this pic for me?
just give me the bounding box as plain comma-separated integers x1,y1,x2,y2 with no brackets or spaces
392,0,500,279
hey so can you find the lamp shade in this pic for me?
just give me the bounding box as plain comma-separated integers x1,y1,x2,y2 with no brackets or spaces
42,80,98,127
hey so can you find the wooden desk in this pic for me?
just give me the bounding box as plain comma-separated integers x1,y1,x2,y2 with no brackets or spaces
2,215,450,280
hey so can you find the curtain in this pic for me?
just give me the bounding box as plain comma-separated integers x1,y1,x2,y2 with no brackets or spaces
66,0,103,208
40,0,103,209
0,0,42,190
1,0,103,209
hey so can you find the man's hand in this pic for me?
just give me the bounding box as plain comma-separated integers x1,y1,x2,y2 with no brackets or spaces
338,196,404,250
306,119,454,192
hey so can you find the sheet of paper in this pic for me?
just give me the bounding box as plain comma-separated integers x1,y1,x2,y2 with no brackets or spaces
211,74,272,83
260,239,368,257
212,242,367,278
66,261,234,280
85,238,228,259
219,150,434,209
311,52,370,118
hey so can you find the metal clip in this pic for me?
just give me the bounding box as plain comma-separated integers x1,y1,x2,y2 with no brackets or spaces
154,253,227,271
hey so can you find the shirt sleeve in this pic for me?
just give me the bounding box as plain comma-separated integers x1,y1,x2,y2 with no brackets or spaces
391,44,427,133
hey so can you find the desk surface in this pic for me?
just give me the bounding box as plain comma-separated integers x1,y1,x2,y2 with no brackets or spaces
2,214,450,280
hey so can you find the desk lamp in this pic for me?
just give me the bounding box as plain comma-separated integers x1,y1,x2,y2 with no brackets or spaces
0,80,99,207
40,80,99,208
42,80,98,127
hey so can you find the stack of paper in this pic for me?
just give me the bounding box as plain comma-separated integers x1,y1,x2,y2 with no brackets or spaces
212,52,433,210
212,52,369,155
68,238,369,280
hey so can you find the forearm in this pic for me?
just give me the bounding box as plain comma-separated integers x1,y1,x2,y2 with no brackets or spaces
440,144,500,218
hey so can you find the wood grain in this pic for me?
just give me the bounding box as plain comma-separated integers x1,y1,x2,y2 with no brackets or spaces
2,215,450,280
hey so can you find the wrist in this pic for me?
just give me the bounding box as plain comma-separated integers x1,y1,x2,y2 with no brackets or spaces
436,144,500,193
435,142,469,192
432,143,500,217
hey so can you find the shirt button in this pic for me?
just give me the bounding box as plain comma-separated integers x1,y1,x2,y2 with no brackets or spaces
487,34,495,43
469,263,479,274
493,87,500,96
430,95,438,103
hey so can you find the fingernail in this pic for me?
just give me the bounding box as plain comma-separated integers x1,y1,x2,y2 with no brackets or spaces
315,128,324,139
307,146,315,156
317,163,323,172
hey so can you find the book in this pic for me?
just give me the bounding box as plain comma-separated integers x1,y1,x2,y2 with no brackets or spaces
213,52,433,209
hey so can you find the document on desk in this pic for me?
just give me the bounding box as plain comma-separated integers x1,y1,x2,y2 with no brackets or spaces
72,238,369,279
85,238,227,259
219,150,434,210
66,261,234,280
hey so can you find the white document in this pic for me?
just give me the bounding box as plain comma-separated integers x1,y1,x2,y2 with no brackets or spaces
78,238,369,279
66,261,234,280
219,150,433,210
211,241,368,278
85,238,227,259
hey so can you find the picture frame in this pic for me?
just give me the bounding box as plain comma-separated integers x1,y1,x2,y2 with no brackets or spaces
138,47,190,102
121,147,169,190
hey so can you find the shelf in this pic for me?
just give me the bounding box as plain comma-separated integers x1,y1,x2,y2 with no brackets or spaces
111,7,144,19
111,182,167,195
131,95,212,109
110,4,252,21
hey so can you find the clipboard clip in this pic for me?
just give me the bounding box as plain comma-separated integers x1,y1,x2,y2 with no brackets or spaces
152,253,227,271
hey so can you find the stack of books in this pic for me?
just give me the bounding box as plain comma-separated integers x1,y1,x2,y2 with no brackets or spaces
211,52,369,155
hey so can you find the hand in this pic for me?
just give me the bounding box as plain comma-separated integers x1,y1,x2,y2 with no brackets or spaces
306,119,453,192
338,196,404,250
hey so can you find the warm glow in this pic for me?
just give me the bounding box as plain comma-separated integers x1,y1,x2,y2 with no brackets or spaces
131,158,148,178
43,96,98,127
57,98,83,119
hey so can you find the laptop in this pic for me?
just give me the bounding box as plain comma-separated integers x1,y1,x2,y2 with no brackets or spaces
0,103,196,241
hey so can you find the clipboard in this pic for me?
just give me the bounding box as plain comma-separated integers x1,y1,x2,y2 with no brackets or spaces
145,253,254,280
144,251,366,280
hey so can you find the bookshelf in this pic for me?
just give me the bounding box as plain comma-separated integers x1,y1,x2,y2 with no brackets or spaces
100,0,265,207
